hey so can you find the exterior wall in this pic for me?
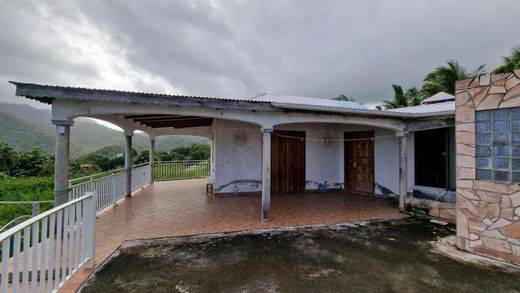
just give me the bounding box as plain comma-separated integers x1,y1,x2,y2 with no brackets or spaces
213,120,410,196
213,119,262,194
455,71,520,265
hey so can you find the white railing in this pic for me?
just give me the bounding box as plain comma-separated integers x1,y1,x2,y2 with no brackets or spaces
0,192,96,293
69,164,152,212
154,160,210,181
131,163,152,192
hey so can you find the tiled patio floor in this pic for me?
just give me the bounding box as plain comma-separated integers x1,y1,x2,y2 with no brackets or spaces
61,179,405,292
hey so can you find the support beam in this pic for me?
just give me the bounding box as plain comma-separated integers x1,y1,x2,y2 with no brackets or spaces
125,133,133,197
261,128,273,220
149,138,155,181
398,133,408,211
53,123,71,206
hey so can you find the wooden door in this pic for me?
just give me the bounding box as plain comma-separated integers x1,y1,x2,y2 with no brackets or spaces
271,131,306,194
344,131,374,193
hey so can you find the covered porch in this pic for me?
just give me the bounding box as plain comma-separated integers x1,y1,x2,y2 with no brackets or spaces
62,178,403,291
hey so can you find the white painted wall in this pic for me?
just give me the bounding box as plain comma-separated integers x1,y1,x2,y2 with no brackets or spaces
213,119,412,196
213,119,262,193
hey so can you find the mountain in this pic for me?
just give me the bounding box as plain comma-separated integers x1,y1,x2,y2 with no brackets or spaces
0,103,208,157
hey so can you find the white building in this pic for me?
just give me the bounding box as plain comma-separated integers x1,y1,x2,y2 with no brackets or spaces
10,82,455,220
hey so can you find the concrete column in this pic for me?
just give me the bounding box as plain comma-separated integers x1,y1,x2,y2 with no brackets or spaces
398,133,408,212
125,133,133,197
149,137,155,181
54,123,71,206
261,128,273,220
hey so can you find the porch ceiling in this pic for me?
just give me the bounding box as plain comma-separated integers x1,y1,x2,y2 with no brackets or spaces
125,114,213,129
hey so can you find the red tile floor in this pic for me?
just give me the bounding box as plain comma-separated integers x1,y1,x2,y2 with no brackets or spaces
61,179,405,292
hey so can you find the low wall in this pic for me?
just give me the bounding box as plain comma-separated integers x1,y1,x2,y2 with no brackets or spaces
408,198,456,223
455,71,520,265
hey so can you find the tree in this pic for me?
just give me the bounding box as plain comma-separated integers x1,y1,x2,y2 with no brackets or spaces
0,142,17,176
13,146,53,177
333,94,356,102
134,149,150,165
493,47,520,74
377,84,424,110
422,60,487,96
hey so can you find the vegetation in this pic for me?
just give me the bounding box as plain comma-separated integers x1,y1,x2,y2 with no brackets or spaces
376,85,423,110
333,94,356,102
375,60,487,110
493,47,520,74
0,102,208,157
422,60,487,96
0,176,54,228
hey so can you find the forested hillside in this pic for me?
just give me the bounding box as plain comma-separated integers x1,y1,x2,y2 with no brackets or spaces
0,103,208,157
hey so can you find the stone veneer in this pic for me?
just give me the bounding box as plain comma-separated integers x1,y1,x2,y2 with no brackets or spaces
456,70,520,265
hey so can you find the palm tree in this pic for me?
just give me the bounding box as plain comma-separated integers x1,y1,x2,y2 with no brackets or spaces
422,60,487,96
333,94,356,102
493,47,520,74
379,84,409,109
404,87,424,106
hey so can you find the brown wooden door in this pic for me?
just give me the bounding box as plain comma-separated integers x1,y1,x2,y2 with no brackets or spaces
271,131,306,194
344,131,374,193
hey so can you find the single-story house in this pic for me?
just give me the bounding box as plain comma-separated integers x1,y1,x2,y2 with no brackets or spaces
10,82,456,220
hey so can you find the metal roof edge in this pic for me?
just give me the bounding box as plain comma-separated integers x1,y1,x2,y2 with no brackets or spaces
271,102,455,119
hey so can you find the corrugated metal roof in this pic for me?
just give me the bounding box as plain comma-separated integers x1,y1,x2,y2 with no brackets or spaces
386,101,455,114
422,92,455,104
9,82,455,118
249,93,368,110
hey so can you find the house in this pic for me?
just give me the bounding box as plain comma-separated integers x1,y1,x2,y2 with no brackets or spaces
6,76,520,292
10,81,456,220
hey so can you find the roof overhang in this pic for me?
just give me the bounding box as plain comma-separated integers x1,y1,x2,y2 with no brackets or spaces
9,81,455,120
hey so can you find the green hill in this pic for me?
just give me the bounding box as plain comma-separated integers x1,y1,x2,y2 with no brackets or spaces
0,103,208,157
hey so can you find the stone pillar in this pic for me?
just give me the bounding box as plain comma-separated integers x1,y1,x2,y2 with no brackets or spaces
53,122,71,206
125,133,133,197
398,133,408,212
261,128,273,220
149,137,155,182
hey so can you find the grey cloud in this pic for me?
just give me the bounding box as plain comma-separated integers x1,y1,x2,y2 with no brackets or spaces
0,0,519,109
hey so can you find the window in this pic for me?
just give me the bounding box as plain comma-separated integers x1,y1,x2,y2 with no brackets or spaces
475,108,520,183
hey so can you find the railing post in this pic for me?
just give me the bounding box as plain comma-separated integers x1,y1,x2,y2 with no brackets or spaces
32,202,40,216
83,191,97,268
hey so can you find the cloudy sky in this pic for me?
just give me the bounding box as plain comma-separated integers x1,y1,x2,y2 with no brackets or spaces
0,0,518,109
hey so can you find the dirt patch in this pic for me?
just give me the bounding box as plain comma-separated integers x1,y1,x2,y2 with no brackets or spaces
80,218,520,293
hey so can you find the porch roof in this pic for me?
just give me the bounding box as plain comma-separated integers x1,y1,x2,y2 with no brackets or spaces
10,81,455,120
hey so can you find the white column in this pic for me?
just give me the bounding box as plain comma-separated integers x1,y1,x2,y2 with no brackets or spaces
261,128,273,220
53,122,71,206
149,137,155,182
398,133,408,212
125,133,133,197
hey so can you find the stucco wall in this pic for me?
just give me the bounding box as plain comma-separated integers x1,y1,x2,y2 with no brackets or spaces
455,71,520,265
213,119,262,194
213,120,411,196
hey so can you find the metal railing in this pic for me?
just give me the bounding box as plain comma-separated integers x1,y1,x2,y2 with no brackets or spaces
154,160,210,181
68,164,152,212
0,192,96,292
0,201,54,234
131,163,152,192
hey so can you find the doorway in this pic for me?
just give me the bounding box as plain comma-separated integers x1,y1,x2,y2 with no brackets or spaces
414,128,450,189
271,131,306,193
344,131,375,193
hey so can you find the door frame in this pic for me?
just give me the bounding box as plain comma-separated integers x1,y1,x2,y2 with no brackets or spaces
344,131,375,194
